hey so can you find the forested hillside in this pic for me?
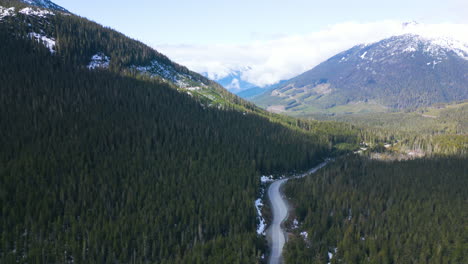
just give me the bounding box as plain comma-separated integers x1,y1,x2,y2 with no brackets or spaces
0,2,360,263
309,101,468,135
283,156,468,264
0,0,253,110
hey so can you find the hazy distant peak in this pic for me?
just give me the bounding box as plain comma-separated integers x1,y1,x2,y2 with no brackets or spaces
402,21,419,28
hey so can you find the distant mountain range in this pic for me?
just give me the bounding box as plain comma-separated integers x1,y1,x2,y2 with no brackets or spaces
202,68,257,93
200,67,271,99
252,34,468,116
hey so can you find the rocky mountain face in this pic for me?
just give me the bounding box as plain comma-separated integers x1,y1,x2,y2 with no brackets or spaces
253,34,468,116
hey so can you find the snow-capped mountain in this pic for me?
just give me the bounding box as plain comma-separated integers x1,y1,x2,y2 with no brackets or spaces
253,33,468,114
20,0,68,12
349,34,468,64
202,68,259,96
201,67,259,96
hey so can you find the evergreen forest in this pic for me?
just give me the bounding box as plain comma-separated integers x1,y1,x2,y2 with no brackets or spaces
0,6,358,263
284,156,467,264
1,1,467,263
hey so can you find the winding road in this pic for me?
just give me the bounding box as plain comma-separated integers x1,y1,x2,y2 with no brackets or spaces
266,161,329,264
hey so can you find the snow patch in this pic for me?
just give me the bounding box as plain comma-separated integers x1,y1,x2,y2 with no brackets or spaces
21,0,68,12
134,60,194,88
426,60,442,69
328,252,333,263
20,7,54,17
28,32,55,53
300,231,308,240
255,198,267,235
292,218,299,229
403,46,417,53
360,51,368,59
0,6,15,20
88,53,110,69
135,60,175,80
260,175,274,183
327,248,337,264
255,174,276,235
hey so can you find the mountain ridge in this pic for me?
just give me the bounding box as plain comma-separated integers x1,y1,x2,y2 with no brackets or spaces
1,0,261,112
20,0,68,12
252,33,468,116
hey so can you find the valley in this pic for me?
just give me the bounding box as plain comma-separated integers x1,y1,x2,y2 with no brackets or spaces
0,1,466,264
267,162,329,264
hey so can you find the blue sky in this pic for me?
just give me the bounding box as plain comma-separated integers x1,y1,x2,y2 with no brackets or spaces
53,0,466,46
52,0,468,87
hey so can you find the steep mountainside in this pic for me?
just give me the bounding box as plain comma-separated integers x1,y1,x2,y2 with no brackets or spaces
253,34,468,116
0,0,361,263
1,0,252,111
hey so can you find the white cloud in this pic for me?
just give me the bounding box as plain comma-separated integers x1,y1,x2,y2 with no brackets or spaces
157,21,468,87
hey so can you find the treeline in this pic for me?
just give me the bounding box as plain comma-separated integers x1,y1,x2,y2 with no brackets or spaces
283,156,467,264
318,102,467,136
358,127,467,156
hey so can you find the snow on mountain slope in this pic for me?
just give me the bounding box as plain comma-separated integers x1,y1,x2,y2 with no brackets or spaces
133,60,198,88
1,5,56,52
28,32,56,53
88,53,110,69
0,6,15,19
19,6,54,17
253,33,468,114
20,0,68,12
349,34,468,63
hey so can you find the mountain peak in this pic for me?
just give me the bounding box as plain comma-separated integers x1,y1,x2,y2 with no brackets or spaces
253,33,468,113
402,21,419,28
372,34,468,61
20,0,68,12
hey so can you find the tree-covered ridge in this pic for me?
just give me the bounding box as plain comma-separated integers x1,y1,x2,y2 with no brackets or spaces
283,156,468,264
0,0,258,111
0,0,364,147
